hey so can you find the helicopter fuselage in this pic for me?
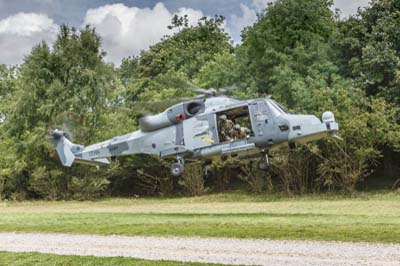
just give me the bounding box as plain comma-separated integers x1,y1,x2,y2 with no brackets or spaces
51,97,338,172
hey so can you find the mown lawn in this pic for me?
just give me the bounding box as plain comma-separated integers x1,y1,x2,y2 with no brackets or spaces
0,252,221,266
0,192,399,243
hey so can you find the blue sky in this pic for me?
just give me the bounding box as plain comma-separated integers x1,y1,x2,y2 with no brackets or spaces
0,0,370,66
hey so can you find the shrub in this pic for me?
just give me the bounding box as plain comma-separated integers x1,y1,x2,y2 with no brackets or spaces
239,162,269,193
135,168,174,197
31,167,67,200
179,164,208,196
0,176,7,201
271,147,316,195
69,174,110,200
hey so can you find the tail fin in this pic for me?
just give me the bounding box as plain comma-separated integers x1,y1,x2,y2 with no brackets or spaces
51,129,110,168
51,130,75,167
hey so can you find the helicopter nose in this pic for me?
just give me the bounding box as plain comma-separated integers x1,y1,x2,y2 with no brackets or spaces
287,112,339,144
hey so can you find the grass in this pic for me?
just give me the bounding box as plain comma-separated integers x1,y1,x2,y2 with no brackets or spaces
0,251,221,266
0,192,399,243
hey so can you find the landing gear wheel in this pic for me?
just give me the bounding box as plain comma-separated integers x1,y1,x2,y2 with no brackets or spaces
258,160,270,171
171,163,184,177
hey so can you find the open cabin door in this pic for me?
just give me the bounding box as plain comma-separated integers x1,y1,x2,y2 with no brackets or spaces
183,114,218,151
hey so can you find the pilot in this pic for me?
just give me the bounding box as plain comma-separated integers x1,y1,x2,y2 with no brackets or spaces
231,124,247,140
219,115,234,141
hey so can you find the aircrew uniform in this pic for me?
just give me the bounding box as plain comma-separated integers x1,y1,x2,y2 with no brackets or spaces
219,117,234,141
232,125,249,140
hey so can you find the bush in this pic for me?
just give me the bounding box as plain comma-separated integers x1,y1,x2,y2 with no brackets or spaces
271,147,316,195
135,168,174,197
179,164,208,196
31,167,68,200
239,162,270,193
69,174,110,200
209,160,234,191
0,176,7,201
307,89,400,193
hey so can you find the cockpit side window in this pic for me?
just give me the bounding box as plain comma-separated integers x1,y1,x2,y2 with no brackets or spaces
267,102,282,116
272,100,289,114
267,100,288,116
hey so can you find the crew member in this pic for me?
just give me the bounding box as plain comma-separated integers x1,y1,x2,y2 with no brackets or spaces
219,115,234,141
232,124,248,140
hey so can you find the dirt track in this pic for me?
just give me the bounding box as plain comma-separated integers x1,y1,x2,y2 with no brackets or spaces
0,232,399,265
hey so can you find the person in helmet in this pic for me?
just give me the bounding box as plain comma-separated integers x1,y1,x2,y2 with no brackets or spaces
231,124,247,140
218,114,234,141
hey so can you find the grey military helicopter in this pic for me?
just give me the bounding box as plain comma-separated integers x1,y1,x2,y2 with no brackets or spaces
50,87,339,176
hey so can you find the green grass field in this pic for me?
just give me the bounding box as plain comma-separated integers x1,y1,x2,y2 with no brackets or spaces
0,252,221,266
0,192,399,243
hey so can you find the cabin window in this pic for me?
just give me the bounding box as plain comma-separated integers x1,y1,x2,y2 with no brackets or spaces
217,106,254,142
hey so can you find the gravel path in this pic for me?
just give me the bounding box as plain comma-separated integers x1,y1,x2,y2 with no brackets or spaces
0,233,399,265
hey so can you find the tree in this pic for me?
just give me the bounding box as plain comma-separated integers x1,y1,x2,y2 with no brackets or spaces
336,0,400,104
307,87,400,193
238,0,339,106
194,51,240,89
123,15,234,113
119,56,139,86
0,65,17,123
0,25,115,199
138,15,232,79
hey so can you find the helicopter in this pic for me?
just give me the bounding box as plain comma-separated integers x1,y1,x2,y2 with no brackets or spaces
50,88,339,176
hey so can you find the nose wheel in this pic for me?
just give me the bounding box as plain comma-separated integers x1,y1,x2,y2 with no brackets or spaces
170,155,185,177
258,151,270,171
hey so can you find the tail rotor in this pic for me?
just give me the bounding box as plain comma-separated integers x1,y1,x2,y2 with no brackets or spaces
47,112,85,167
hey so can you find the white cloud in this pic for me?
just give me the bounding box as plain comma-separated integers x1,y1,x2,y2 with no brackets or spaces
0,1,371,66
333,0,369,17
229,4,257,43
83,3,204,65
251,0,369,16
252,0,274,12
0,12,58,66
228,0,369,43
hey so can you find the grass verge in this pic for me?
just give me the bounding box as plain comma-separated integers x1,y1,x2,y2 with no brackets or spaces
0,251,221,266
0,192,399,243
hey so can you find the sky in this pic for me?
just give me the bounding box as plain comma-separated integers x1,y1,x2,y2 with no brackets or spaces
0,0,370,66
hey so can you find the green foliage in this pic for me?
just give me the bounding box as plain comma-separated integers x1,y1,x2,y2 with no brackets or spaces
0,25,115,200
336,0,400,104
0,251,215,266
195,51,240,89
0,1,399,199
239,162,270,193
300,87,400,193
237,0,400,193
179,164,208,196
138,15,231,79
271,147,317,195
119,56,139,86
69,173,110,200
135,167,174,197
31,167,66,200
239,0,338,104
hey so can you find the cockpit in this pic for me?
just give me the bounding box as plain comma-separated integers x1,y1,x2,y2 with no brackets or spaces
266,99,289,117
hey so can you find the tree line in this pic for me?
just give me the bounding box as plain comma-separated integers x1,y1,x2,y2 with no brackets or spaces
0,0,399,200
